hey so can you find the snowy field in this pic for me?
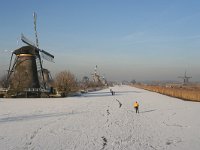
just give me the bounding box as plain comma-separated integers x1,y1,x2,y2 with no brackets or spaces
0,85,200,150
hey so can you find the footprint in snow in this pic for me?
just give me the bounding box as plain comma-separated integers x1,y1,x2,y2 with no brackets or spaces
116,99,122,108
101,136,107,150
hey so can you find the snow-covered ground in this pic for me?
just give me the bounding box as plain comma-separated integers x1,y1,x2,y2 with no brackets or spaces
0,85,200,150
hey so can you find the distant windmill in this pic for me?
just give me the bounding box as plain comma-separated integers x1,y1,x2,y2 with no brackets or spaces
7,12,54,97
178,71,192,85
101,74,107,85
91,65,101,83
91,65,107,85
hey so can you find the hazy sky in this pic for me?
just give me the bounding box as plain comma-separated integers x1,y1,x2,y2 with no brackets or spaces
1,0,200,82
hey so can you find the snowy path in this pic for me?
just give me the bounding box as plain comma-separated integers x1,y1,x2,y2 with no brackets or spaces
0,85,200,150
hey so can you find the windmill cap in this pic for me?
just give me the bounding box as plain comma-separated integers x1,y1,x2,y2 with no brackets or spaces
14,46,39,55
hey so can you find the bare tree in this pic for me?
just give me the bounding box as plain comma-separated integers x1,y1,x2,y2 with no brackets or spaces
131,79,136,84
54,70,78,96
82,76,89,84
81,76,90,89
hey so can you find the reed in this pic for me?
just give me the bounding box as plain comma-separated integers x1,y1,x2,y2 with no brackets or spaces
134,84,200,102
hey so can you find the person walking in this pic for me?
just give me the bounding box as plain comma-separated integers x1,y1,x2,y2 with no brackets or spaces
134,101,139,113
110,89,115,95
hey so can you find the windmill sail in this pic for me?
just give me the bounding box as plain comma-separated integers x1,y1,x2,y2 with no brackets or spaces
21,34,54,62
33,12,39,48
21,34,36,47
41,50,54,62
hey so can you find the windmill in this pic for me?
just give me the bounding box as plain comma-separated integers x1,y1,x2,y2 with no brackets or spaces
101,74,107,85
91,65,107,85
7,12,54,97
91,65,101,83
178,71,192,85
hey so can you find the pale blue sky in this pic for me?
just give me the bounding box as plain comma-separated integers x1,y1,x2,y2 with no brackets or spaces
1,0,200,82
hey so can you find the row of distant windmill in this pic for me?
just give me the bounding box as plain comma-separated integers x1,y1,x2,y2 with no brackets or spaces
6,12,54,97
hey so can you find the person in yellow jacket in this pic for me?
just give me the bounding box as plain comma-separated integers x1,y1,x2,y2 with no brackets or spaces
134,101,139,113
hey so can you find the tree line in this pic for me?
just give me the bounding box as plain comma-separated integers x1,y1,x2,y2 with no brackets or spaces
0,70,107,97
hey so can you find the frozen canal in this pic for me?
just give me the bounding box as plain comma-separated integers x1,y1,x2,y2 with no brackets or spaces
0,85,200,150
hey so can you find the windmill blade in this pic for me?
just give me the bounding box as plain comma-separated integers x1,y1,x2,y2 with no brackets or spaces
21,33,36,48
40,50,54,62
21,33,54,62
33,12,39,48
